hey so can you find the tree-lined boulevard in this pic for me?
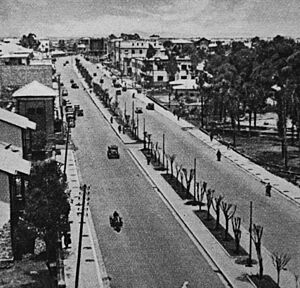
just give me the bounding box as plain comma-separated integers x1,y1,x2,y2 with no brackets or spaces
74,55,300,278
56,57,227,287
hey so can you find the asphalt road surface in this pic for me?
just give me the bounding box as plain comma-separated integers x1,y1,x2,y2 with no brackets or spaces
56,57,226,288
76,56,300,275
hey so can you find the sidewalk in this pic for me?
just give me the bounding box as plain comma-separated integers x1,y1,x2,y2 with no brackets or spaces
56,149,109,288
133,91,300,207
73,58,297,288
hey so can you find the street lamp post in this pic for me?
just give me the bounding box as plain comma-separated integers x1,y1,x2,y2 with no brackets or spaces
63,120,71,178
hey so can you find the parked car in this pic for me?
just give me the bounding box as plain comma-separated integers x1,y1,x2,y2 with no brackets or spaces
107,145,120,159
74,104,80,112
146,103,154,110
77,109,84,117
135,107,143,114
136,84,142,93
71,83,79,89
62,89,68,97
114,81,122,88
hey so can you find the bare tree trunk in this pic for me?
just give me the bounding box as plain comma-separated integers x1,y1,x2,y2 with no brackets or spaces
254,110,257,129
248,111,252,137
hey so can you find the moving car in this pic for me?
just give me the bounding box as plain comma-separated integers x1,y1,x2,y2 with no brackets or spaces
62,89,68,97
107,145,120,159
71,83,79,89
135,107,143,114
146,103,154,110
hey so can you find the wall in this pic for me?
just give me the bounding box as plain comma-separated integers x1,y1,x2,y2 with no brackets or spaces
16,97,54,137
0,121,23,153
0,171,10,232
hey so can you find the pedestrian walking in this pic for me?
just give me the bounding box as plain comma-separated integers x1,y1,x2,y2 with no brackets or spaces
146,154,151,165
216,149,221,161
202,181,207,193
210,132,214,141
110,116,113,124
118,125,122,133
227,142,231,149
265,182,271,197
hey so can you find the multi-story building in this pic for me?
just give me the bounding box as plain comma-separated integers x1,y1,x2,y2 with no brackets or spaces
0,40,33,66
109,37,164,75
38,39,50,53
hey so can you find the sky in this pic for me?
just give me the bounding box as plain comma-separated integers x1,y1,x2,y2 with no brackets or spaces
1,0,299,39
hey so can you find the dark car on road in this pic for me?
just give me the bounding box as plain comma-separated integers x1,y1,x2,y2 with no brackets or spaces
135,107,143,114
107,145,120,159
146,103,154,110
71,83,79,89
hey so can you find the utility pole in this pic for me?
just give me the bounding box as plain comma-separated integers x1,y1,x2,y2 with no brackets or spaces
163,133,165,168
246,201,253,267
74,184,89,288
136,113,139,140
194,158,197,201
63,122,71,177
132,101,135,135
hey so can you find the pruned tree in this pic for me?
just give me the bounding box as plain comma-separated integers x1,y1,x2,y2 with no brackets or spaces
272,252,291,286
165,154,170,174
169,154,176,178
294,273,299,288
232,217,242,254
251,224,264,279
212,195,223,230
175,162,183,181
221,201,236,240
198,182,206,211
182,168,195,198
206,189,214,220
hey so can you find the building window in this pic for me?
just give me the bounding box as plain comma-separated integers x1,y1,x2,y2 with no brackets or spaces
27,108,35,115
139,50,143,54
157,76,164,81
181,75,187,79
181,64,187,70
132,49,135,54
132,43,134,46
125,49,128,53
137,43,139,46
141,43,144,46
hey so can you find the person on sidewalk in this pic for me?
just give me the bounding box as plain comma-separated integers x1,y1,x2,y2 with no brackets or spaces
216,149,222,161
118,125,122,133
265,182,272,197
110,116,113,124
210,132,214,142
202,181,207,193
